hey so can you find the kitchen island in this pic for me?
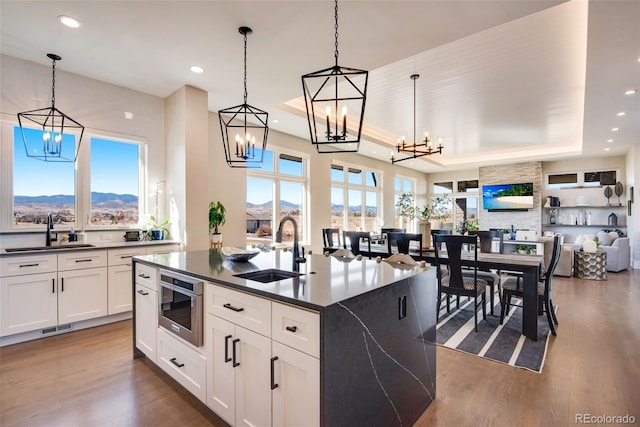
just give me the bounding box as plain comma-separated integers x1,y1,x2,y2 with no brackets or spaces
133,248,437,427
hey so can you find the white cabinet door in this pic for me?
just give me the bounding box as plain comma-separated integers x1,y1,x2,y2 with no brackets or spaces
108,264,133,314
271,341,320,427
0,272,57,336
135,283,158,362
206,313,272,427
58,267,108,324
235,325,272,427
207,314,237,425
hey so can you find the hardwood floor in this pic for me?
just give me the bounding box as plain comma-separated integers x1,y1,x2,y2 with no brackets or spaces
1,270,638,426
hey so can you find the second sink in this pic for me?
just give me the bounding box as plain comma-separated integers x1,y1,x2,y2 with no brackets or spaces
234,269,303,283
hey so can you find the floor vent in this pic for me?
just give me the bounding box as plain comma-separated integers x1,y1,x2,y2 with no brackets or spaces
41,324,73,335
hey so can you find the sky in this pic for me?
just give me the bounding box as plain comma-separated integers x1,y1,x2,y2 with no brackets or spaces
13,127,139,196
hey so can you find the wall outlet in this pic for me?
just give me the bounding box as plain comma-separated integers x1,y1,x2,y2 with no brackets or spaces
101,233,113,240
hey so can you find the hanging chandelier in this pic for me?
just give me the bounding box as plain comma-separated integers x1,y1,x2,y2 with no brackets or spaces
219,26,269,168
301,0,368,154
391,74,443,164
17,53,84,162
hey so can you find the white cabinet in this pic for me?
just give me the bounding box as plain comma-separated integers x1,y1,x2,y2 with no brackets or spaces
206,287,320,427
107,247,147,315
206,313,272,427
146,244,180,255
0,272,58,336
135,263,158,362
57,251,108,324
157,328,207,403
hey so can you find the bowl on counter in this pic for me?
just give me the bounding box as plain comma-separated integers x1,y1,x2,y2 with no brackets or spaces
221,246,260,262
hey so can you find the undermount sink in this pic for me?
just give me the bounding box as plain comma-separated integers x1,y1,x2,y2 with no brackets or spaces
5,244,95,252
234,269,303,283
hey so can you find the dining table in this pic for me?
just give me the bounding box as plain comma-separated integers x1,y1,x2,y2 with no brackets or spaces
360,244,545,341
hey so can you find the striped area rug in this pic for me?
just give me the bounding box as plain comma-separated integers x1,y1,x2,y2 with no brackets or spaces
436,296,552,373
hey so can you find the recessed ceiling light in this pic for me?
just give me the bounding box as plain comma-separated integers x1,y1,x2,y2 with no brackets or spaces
607,139,614,143
611,127,619,132
617,112,626,116
58,15,80,28
190,65,204,73
124,112,133,120
625,89,637,95
604,147,611,151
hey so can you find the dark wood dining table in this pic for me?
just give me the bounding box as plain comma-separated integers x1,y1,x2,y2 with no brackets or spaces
362,244,545,341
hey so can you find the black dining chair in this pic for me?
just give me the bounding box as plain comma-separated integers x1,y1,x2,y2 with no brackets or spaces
322,228,341,254
465,230,503,315
500,234,561,336
387,232,422,257
434,234,487,332
343,231,372,257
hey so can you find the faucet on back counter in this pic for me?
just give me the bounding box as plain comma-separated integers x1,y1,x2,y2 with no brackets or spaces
45,212,57,246
275,215,306,270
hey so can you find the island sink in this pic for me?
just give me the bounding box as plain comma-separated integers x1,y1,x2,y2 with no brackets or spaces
234,268,303,283
5,244,95,252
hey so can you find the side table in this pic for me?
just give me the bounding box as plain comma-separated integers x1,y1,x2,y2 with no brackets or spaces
574,250,607,280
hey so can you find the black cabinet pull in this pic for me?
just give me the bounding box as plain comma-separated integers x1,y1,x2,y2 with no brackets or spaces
52,278,55,293
138,273,150,279
224,335,232,363
232,338,240,367
399,295,407,319
270,356,279,390
61,277,64,292
120,255,132,259
75,259,92,263
224,303,245,313
137,289,149,296
169,357,184,368
19,263,39,268
285,325,298,333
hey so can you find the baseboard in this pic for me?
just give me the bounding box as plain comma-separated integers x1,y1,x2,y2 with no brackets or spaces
0,312,132,347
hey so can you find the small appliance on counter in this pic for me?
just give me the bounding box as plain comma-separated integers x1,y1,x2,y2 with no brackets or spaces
124,230,141,242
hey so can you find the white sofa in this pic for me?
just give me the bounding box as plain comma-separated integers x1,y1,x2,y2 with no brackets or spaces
596,231,630,272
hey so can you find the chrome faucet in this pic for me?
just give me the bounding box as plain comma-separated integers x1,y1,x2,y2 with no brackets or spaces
275,216,306,269
45,213,54,246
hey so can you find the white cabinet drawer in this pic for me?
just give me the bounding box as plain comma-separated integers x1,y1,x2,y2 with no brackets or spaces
0,254,57,277
108,247,146,266
58,250,107,271
135,263,157,291
146,244,180,255
272,302,320,358
157,328,207,403
207,284,271,337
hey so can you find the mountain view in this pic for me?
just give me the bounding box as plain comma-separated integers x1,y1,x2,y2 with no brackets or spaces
13,192,139,226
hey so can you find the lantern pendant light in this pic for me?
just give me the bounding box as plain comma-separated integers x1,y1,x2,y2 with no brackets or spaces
17,53,84,162
218,26,269,168
301,0,368,154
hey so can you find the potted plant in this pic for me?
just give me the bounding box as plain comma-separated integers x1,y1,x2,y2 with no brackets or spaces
516,244,534,255
149,215,169,240
209,201,226,246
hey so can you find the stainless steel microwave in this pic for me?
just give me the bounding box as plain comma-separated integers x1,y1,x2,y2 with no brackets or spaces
158,270,204,347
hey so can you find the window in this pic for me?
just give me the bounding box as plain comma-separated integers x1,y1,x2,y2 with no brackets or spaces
394,176,416,230
548,173,578,189
584,170,616,187
457,180,478,193
433,181,453,193
246,148,308,245
13,127,76,226
9,125,143,230
332,163,382,232
90,137,140,225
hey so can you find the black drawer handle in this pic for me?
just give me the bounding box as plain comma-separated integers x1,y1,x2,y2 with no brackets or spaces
137,289,149,296
52,278,55,293
61,277,64,292
120,255,132,259
232,338,240,367
285,325,298,333
75,259,92,263
224,335,232,363
138,273,151,279
19,263,39,268
224,303,244,313
271,356,279,390
170,357,184,368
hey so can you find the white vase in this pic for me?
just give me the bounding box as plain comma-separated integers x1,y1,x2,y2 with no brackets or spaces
211,233,222,246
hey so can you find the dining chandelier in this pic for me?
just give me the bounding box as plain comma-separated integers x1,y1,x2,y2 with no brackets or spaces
391,74,443,164
219,26,269,168
17,53,84,162
301,0,368,154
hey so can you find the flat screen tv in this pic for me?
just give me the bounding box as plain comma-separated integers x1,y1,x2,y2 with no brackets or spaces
482,183,534,211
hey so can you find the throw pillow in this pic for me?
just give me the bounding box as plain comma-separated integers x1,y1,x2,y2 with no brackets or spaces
608,231,619,244
597,231,612,246
574,235,585,245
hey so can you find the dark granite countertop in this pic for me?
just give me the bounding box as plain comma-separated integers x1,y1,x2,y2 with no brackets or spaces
134,249,433,310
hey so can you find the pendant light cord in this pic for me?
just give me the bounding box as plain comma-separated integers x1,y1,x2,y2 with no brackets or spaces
51,57,56,109
334,0,339,66
413,75,416,145
243,31,248,104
